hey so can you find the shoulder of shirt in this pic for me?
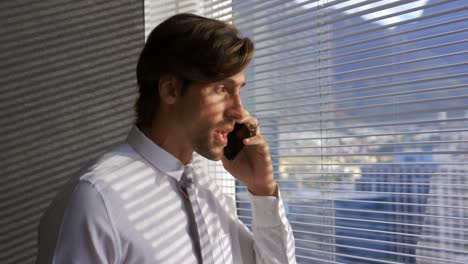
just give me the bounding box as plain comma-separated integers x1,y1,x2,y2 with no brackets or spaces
77,143,154,191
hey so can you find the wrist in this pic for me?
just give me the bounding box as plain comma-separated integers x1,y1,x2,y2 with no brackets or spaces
248,181,278,197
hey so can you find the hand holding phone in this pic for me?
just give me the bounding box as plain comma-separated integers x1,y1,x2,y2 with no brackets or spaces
221,116,276,196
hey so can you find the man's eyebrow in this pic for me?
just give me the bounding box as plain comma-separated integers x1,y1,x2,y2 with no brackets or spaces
224,78,246,87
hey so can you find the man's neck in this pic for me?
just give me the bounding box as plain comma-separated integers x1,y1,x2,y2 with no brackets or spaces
140,120,193,165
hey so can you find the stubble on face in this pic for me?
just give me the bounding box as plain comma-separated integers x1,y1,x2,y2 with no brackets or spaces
183,87,229,161
192,125,225,161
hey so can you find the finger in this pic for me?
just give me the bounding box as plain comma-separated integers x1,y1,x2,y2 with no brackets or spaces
243,135,265,146
243,136,271,156
237,116,259,134
237,115,256,125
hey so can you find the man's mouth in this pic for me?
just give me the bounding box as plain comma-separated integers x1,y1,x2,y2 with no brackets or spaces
214,127,233,145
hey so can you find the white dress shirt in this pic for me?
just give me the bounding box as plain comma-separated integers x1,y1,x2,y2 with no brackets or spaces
36,126,296,264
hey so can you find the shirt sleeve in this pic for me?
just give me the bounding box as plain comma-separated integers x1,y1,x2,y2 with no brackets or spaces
48,181,119,264
237,190,297,264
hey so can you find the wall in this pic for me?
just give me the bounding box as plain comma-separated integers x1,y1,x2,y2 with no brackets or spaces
0,1,144,263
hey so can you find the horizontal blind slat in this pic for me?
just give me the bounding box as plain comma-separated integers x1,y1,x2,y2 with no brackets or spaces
265,128,468,141
271,140,468,151
256,89,467,115
261,118,468,135
283,200,468,213
261,107,468,127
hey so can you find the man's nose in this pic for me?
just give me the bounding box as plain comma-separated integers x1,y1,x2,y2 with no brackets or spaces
226,93,244,120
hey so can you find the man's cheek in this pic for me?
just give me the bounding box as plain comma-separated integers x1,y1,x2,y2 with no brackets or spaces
202,108,224,120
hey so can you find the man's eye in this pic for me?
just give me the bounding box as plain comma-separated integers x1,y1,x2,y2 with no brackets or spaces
215,85,226,93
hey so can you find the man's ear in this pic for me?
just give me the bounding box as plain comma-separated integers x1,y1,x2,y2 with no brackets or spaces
159,75,183,105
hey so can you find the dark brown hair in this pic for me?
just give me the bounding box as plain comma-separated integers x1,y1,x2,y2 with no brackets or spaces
135,13,254,129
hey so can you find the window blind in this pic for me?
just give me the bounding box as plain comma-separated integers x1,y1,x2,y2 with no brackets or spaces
202,0,468,263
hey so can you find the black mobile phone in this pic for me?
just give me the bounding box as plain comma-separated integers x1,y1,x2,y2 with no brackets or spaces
223,123,251,160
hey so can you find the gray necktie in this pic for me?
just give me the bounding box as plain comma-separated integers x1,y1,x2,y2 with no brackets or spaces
179,168,203,264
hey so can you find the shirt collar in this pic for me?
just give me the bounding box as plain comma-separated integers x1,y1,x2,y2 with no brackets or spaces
127,125,191,182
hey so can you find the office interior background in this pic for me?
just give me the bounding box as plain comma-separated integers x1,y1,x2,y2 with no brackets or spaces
0,0,466,263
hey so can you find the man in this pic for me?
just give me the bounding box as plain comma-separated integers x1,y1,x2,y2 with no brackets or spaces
36,13,296,264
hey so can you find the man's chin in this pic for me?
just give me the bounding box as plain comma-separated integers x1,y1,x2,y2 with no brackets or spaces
196,148,224,161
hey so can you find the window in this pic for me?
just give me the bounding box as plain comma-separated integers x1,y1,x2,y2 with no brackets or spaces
143,0,467,262
201,0,468,263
